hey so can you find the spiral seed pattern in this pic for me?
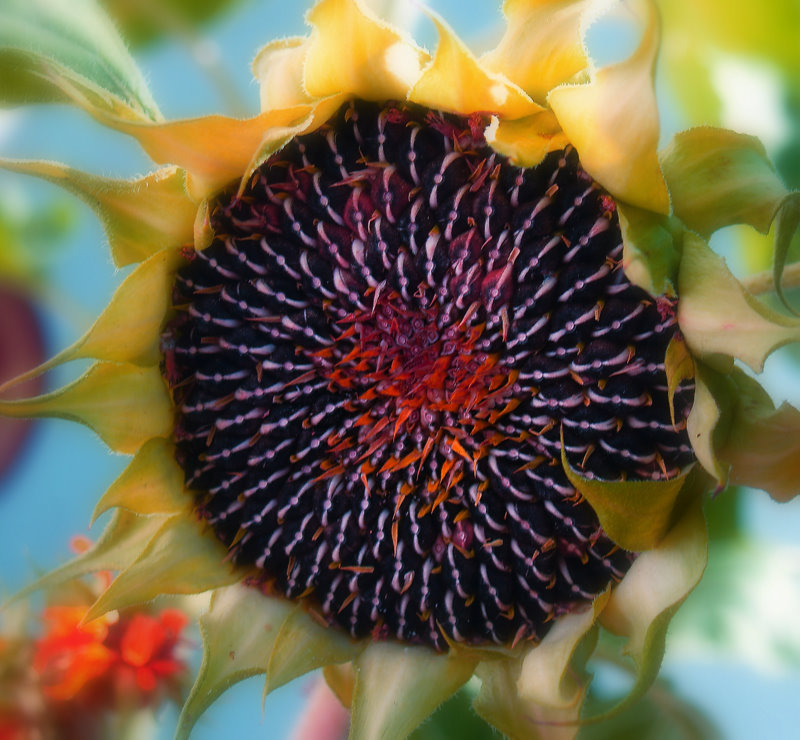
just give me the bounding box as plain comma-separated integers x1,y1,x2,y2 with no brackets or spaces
163,100,695,650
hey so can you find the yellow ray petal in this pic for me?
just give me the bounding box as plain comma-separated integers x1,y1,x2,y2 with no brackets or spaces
176,585,294,740
0,248,183,396
252,36,314,111
409,10,541,119
664,334,694,428
265,606,361,695
11,510,166,604
678,232,800,373
561,434,691,552
547,0,669,214
104,106,320,200
482,0,595,102
92,437,187,524
304,0,428,102
84,517,240,622
0,159,194,267
517,589,609,709
595,497,707,720
349,642,478,740
484,111,569,168
685,362,729,485
0,362,172,455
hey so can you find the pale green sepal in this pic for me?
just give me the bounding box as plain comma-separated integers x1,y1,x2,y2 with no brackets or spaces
617,203,682,296
0,159,195,267
264,606,362,696
772,193,800,315
0,362,173,455
91,437,188,524
660,127,789,238
473,657,579,740
0,0,160,121
349,641,477,740
84,517,240,622
718,368,800,502
561,435,690,551
685,362,730,485
10,510,166,604
677,232,800,373
518,590,609,710
593,497,708,721
175,584,294,740
0,248,183,396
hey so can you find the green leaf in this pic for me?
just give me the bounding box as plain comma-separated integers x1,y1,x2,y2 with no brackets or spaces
349,642,477,740
0,0,160,120
175,585,294,740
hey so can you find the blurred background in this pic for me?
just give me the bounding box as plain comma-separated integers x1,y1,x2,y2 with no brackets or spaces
1,0,800,737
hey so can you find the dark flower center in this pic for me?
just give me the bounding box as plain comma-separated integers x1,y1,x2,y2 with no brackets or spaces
163,100,694,650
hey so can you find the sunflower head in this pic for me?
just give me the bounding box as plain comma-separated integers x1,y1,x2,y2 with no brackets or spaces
2,0,800,737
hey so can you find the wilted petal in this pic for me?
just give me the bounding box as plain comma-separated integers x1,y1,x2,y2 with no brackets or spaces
548,0,669,213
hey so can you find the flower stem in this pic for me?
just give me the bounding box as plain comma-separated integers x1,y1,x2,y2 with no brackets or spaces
741,262,800,296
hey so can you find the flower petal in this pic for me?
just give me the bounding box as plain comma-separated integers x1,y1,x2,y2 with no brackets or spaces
409,10,540,118
0,362,172,454
0,248,183,398
547,0,669,213
91,437,187,524
595,497,707,719
474,657,580,740
12,511,166,603
175,584,294,740
264,606,361,695
685,362,729,485
718,368,800,503
84,517,240,622
617,203,682,296
664,335,694,428
517,590,609,709
304,0,427,102
252,37,314,110
562,441,692,551
484,111,569,168
105,106,322,200
0,160,194,267
481,0,593,102
677,232,800,373
349,642,478,740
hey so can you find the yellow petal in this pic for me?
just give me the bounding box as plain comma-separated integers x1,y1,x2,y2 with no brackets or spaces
0,248,183,396
11,510,166,603
685,362,729,485
547,0,669,213
0,159,194,267
677,232,800,373
595,498,707,720
482,0,593,102
304,0,427,102
664,335,694,428
176,584,294,740
0,362,172,455
265,606,361,695
484,111,569,168
91,437,187,524
517,589,609,709
252,37,314,111
349,642,478,740
409,10,540,119
323,663,356,707
562,443,691,552
105,106,318,200
84,516,240,622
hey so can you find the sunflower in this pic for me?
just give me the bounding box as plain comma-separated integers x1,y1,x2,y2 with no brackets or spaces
2,0,800,737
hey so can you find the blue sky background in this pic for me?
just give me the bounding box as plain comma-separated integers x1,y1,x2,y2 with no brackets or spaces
1,1,800,737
